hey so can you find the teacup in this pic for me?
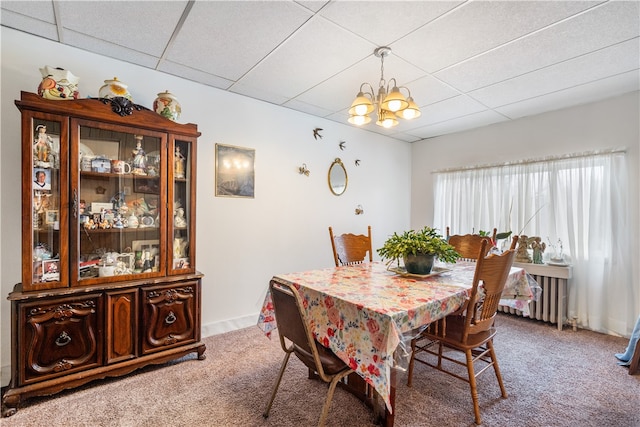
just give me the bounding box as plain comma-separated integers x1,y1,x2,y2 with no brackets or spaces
111,160,131,174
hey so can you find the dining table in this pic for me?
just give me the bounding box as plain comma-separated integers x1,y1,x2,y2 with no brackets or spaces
257,260,539,426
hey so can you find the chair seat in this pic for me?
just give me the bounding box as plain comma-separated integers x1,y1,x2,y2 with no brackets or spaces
426,316,497,350
294,342,350,375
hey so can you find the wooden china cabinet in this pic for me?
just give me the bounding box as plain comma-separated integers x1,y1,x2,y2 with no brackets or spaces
2,92,205,417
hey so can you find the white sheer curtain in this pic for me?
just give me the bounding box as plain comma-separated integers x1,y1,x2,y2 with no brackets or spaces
433,150,633,336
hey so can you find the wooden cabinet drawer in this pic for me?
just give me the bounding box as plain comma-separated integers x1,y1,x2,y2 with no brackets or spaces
141,281,199,354
17,294,103,385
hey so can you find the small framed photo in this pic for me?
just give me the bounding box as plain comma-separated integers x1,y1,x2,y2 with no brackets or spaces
215,143,255,198
134,177,160,194
42,259,60,282
33,168,51,191
45,209,59,224
132,239,160,257
173,257,190,269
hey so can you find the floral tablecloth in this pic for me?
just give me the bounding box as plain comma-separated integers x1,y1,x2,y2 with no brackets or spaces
257,261,538,412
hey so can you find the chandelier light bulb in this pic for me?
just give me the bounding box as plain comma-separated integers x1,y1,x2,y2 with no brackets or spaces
354,104,369,116
387,99,403,112
348,114,371,126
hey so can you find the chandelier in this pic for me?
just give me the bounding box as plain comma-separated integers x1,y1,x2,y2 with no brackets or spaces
348,46,421,128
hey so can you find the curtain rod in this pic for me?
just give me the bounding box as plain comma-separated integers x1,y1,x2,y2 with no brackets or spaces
432,147,627,174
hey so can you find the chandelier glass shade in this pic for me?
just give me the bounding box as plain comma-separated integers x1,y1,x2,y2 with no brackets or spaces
348,47,420,129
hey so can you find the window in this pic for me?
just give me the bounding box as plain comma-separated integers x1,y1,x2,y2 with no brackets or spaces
432,150,632,335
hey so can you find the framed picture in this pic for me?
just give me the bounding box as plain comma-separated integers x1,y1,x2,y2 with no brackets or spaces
132,239,160,256
33,168,51,191
215,143,255,198
134,176,160,194
45,209,59,224
41,259,60,282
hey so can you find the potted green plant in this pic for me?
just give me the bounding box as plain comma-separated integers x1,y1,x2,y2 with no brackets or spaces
377,226,460,274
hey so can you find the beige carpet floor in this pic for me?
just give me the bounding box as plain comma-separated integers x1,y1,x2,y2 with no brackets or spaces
2,313,639,427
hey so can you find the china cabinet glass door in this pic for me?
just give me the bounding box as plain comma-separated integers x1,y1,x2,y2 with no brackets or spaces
71,119,166,285
23,115,69,290
169,136,196,274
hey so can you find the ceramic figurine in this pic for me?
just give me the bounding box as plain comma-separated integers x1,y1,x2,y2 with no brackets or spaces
33,124,55,167
174,207,187,228
531,236,546,264
153,90,181,122
99,77,132,100
174,146,186,178
38,66,79,100
131,135,147,175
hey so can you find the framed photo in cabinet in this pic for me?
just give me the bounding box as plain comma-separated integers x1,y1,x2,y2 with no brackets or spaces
44,209,59,225
134,176,160,194
215,143,255,198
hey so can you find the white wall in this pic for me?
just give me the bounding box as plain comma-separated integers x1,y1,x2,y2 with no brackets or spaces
0,27,412,385
411,91,640,331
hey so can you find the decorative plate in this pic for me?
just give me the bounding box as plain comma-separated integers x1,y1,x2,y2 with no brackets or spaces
387,266,451,278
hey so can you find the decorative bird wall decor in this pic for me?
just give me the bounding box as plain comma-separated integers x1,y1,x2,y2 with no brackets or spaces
355,159,361,166
339,141,346,150
298,163,310,176
312,128,323,140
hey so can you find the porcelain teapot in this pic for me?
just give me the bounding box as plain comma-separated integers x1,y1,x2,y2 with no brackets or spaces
38,66,79,100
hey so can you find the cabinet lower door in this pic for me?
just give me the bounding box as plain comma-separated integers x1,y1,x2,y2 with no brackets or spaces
18,294,103,385
141,281,199,354
106,289,138,364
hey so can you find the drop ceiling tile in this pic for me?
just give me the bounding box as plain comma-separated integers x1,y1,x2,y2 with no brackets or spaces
229,81,291,106
234,16,374,100
392,1,604,73
417,95,488,127
470,39,640,108
166,1,313,82
1,1,56,23
436,1,640,92
495,70,640,119
56,1,188,57
62,30,161,70
0,9,58,41
158,60,234,90
295,1,329,13
407,110,509,140
407,75,462,107
283,98,335,118
319,1,462,46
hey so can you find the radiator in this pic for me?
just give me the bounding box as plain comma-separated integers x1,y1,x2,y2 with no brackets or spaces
499,262,572,331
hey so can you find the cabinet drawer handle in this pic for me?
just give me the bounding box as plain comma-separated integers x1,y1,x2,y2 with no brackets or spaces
55,331,72,347
165,311,176,325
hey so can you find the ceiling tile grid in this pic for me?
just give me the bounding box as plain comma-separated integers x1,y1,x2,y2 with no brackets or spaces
2,0,638,142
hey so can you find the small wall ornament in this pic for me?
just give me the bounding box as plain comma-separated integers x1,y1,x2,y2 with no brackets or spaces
298,163,310,176
355,205,364,215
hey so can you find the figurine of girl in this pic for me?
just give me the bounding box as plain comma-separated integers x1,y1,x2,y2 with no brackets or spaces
131,135,147,175
34,124,54,166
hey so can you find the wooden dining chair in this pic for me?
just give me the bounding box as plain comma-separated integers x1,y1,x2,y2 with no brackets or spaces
328,225,373,267
263,279,354,427
407,236,519,425
446,227,496,261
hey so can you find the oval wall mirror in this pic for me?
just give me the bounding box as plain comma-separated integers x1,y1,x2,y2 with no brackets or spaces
328,158,348,196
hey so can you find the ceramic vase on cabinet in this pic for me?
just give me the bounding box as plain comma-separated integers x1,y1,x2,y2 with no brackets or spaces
38,66,79,100
99,77,132,100
153,90,181,122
